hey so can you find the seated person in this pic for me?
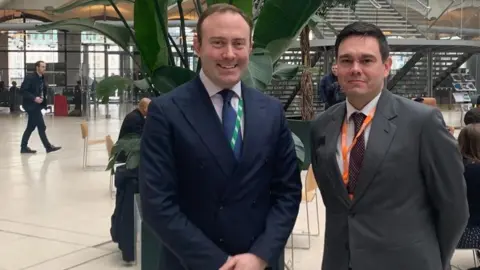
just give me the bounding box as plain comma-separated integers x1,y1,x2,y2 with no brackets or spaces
456,124,480,270
116,97,151,163
414,96,454,135
465,107,480,126
110,97,151,263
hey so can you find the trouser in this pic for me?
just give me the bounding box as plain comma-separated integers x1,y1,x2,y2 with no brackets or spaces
21,109,51,149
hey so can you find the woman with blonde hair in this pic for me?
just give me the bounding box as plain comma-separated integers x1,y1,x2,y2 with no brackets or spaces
457,124,480,269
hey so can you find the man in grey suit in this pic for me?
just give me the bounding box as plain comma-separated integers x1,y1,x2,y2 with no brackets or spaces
310,21,468,270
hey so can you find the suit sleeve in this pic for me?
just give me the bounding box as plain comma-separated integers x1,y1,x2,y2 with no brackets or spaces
20,76,35,101
420,108,468,268
249,104,302,265
139,100,229,269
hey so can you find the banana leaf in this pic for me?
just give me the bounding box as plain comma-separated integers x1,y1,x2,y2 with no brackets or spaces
291,131,305,168
107,133,142,172
272,62,302,81
241,48,273,90
253,0,356,62
134,0,171,74
35,18,131,53
151,65,197,93
52,0,133,13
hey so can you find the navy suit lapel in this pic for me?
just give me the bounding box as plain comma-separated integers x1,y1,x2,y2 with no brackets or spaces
235,84,267,177
174,77,236,177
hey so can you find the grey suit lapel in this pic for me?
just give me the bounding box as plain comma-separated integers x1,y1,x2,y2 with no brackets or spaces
352,90,398,205
324,104,352,206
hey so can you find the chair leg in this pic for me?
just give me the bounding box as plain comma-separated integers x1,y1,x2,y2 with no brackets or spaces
109,173,114,199
474,249,479,267
313,193,321,236
83,140,88,168
305,199,311,249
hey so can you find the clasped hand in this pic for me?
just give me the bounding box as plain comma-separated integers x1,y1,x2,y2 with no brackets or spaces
219,253,267,270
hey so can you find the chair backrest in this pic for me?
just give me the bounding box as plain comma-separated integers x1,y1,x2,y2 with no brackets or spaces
80,121,88,139
105,135,114,157
305,165,318,193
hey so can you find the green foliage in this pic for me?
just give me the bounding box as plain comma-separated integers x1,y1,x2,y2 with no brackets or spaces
291,131,305,168
272,62,302,81
134,0,171,74
52,0,133,13
152,66,197,93
241,48,273,90
95,75,133,101
107,134,142,172
35,18,132,53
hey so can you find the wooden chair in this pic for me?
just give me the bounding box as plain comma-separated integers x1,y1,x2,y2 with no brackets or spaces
80,120,106,168
291,165,321,250
105,135,115,197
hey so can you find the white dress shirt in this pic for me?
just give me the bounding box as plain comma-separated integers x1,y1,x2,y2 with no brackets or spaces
199,69,244,136
336,91,382,175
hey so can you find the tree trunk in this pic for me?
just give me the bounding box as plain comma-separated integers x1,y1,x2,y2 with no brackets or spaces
299,25,314,121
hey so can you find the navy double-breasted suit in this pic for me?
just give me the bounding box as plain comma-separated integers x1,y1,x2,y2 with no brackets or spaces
139,77,302,270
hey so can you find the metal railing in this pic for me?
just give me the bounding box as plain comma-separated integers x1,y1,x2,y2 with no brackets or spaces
369,0,383,9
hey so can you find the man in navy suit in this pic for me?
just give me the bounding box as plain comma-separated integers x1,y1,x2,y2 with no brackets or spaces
20,60,61,154
139,3,302,270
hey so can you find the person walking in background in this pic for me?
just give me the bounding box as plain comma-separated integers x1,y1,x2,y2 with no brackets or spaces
20,60,61,154
310,22,468,270
139,4,301,270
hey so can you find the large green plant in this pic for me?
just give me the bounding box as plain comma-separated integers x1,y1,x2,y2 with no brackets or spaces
39,0,356,170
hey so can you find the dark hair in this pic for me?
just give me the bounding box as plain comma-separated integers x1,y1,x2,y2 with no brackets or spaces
458,123,480,162
35,60,45,67
196,3,253,44
464,107,480,125
414,97,424,103
335,21,390,62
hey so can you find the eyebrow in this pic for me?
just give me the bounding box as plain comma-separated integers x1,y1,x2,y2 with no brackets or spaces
338,53,376,59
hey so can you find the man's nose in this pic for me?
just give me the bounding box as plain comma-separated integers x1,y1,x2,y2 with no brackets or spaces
222,45,235,59
350,61,362,74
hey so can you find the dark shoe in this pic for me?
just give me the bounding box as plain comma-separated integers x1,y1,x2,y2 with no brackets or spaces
46,145,61,153
21,147,37,154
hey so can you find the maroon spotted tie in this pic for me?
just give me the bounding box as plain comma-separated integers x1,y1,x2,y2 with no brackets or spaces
347,112,366,196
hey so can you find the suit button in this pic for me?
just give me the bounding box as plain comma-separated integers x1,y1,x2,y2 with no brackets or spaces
219,238,224,243
219,205,224,210
199,163,204,169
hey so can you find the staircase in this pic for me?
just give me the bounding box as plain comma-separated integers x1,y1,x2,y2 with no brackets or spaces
315,0,425,39
388,52,473,97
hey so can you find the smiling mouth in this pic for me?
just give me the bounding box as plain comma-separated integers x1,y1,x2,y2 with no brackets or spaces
218,64,238,69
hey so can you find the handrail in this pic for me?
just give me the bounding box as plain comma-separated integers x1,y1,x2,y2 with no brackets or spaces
415,0,431,11
369,0,382,9
427,0,455,30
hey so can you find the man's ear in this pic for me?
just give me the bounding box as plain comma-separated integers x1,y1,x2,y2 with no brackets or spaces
193,35,201,56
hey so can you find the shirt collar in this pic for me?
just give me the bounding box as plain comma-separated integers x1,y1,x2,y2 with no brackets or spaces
345,90,382,121
199,69,242,98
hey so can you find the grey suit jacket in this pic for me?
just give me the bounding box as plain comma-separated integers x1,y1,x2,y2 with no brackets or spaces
310,90,468,270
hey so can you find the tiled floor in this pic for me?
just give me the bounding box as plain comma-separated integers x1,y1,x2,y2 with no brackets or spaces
0,104,476,270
